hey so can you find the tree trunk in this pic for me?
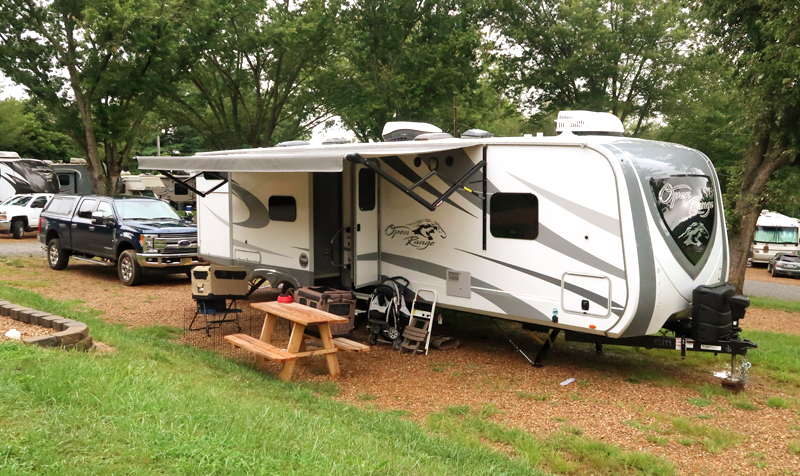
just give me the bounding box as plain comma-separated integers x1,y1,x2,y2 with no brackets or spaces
726,125,791,293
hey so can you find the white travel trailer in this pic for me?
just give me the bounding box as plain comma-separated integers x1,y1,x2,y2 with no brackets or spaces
1,151,60,202
137,111,755,374
749,210,800,264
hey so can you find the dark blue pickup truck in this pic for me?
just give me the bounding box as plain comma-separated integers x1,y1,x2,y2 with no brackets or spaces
38,195,202,286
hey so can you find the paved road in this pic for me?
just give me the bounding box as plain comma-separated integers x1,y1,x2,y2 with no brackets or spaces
742,279,800,301
0,236,44,257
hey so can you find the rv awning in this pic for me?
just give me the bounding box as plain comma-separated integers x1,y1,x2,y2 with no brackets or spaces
135,140,484,173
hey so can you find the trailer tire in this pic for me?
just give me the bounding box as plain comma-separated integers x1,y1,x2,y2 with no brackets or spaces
11,219,25,239
47,238,70,270
118,250,142,286
368,333,378,346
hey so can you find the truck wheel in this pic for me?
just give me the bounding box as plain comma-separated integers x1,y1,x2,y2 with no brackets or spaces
118,250,142,286
47,238,70,270
11,220,25,239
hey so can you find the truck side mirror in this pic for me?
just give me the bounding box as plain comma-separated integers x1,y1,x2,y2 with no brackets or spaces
91,211,104,224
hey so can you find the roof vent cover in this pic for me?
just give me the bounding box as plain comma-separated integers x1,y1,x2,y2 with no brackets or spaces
556,111,624,136
275,140,311,147
460,129,494,139
382,122,442,142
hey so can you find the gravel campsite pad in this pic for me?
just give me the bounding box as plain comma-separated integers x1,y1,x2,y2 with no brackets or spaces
2,252,800,475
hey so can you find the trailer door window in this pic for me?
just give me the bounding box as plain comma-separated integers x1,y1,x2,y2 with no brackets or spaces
490,193,538,240
358,168,376,211
269,196,296,222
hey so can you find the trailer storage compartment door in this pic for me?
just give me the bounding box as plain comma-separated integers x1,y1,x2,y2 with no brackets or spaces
561,273,611,317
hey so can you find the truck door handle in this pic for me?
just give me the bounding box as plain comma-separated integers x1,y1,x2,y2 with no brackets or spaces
71,224,77,229
357,224,361,232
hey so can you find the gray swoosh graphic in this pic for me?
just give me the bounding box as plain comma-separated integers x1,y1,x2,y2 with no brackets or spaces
509,172,620,237
457,249,623,317
231,181,270,228
537,224,626,280
382,157,477,218
379,252,550,322
232,239,291,258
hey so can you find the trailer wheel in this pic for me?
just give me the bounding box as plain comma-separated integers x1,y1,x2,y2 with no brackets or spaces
11,219,25,239
368,333,378,346
47,238,70,270
392,337,403,351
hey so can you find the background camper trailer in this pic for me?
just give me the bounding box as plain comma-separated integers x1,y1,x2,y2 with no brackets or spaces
52,159,94,194
0,151,60,203
137,110,756,383
749,210,800,264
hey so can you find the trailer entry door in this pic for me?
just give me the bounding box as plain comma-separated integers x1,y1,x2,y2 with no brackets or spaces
354,165,379,287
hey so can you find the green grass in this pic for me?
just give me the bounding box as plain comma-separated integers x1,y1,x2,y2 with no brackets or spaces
789,440,800,455
688,398,712,408
749,296,800,314
0,282,681,475
517,392,549,401
766,397,789,409
426,406,675,476
670,417,744,453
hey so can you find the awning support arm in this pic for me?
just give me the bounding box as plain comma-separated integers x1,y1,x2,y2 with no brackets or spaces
344,153,485,213
159,170,229,198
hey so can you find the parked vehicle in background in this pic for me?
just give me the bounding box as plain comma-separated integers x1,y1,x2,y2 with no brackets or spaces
0,151,60,203
0,193,53,238
52,159,94,194
118,171,166,198
38,195,202,285
767,252,800,278
750,210,800,264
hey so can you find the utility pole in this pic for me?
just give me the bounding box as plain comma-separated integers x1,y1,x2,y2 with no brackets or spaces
453,95,458,136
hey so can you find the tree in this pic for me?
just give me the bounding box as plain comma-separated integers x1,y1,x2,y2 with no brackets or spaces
0,0,201,194
0,97,79,162
317,0,487,141
488,0,691,135
162,0,341,150
702,0,800,292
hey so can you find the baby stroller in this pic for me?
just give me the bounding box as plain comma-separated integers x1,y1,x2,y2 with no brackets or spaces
367,276,411,349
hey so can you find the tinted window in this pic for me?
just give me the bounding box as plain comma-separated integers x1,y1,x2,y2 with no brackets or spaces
490,193,539,240
77,199,97,219
359,168,376,211
30,197,48,209
174,183,189,196
781,255,800,263
58,174,71,186
45,197,77,215
268,196,296,222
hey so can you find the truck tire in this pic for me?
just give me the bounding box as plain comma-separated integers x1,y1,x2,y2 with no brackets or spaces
11,219,25,239
47,238,70,270
118,250,143,286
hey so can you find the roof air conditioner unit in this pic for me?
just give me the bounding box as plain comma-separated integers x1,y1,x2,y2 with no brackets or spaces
382,122,442,142
414,132,453,141
322,138,350,145
460,129,494,139
555,111,624,136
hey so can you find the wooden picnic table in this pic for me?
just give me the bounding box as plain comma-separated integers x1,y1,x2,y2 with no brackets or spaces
248,301,349,381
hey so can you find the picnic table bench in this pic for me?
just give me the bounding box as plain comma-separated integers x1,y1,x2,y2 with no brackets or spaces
224,302,368,381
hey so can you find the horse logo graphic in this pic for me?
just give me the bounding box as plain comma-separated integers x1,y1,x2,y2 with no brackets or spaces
385,219,447,250
678,222,710,247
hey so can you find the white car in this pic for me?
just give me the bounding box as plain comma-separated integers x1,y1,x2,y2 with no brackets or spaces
0,193,54,239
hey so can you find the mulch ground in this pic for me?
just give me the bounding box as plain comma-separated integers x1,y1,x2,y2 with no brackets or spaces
2,254,799,475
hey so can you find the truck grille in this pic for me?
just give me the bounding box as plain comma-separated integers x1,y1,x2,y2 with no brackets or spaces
154,234,198,252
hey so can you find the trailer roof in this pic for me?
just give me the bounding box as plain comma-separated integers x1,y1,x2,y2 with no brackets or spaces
136,140,485,172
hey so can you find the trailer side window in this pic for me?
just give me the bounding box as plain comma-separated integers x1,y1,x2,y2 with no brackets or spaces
490,193,538,240
359,168,376,211
174,183,189,196
269,196,296,222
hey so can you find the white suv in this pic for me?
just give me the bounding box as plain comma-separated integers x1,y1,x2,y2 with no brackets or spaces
0,193,53,239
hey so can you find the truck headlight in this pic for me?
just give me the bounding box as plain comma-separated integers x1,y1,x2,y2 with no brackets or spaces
140,234,158,252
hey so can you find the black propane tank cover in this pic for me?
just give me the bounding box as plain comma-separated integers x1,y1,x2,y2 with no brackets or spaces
692,282,736,312
729,295,751,321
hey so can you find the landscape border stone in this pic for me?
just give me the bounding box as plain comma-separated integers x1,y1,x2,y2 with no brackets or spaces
3,302,93,351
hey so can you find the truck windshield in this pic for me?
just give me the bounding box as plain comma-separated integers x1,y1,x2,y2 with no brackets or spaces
754,226,798,244
116,200,181,221
4,196,32,207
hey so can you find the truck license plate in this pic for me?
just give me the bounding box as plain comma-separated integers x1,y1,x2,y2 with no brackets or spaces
181,258,192,265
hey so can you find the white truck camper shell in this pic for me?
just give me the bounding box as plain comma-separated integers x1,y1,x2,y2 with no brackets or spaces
137,112,756,374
